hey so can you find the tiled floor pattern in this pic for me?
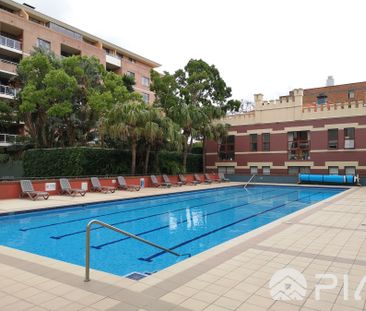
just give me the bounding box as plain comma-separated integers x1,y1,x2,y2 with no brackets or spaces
0,185,365,310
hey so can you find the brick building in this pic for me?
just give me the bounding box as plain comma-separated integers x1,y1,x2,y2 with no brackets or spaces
205,82,366,177
0,0,159,145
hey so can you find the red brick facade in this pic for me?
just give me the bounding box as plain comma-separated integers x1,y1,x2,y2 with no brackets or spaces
206,84,366,177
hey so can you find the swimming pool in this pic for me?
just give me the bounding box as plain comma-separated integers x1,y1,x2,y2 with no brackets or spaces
0,185,345,277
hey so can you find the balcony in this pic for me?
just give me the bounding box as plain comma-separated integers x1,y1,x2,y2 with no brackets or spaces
0,58,17,76
0,133,19,147
106,54,121,68
0,84,16,99
0,34,22,53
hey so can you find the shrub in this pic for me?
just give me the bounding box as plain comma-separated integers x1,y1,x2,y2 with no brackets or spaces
23,147,130,177
158,151,202,174
23,148,202,177
0,154,10,163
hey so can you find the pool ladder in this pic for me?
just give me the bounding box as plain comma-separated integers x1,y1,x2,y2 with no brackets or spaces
84,219,181,282
243,174,256,188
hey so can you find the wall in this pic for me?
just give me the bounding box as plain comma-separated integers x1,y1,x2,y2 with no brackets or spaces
303,81,366,106
0,173,216,199
208,88,366,176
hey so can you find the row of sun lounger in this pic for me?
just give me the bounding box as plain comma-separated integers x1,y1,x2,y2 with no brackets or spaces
20,173,230,200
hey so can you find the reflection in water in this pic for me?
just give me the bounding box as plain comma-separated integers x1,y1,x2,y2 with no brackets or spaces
168,212,177,230
186,208,192,229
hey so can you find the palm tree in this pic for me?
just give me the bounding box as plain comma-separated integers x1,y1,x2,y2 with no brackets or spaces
142,106,181,174
102,100,147,175
200,122,229,173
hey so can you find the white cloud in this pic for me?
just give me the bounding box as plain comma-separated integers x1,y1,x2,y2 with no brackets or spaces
18,0,366,101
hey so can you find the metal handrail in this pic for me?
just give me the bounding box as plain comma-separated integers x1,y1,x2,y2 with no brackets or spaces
244,174,256,188
85,219,181,282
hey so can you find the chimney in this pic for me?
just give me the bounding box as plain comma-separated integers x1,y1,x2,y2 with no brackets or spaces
326,76,334,87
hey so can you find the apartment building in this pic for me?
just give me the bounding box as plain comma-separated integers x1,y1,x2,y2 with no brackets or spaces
0,0,160,146
205,81,366,177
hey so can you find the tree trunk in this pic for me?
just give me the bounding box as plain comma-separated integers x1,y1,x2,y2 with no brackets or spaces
182,138,188,173
188,136,193,153
144,144,151,175
131,141,137,175
202,136,206,173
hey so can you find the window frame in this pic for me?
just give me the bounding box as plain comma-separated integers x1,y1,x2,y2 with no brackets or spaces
250,166,258,175
141,76,150,87
142,92,150,103
37,38,51,50
327,129,338,149
344,127,355,149
218,135,235,161
345,166,356,176
328,166,339,175
262,133,270,151
348,90,355,100
250,134,258,152
262,166,270,176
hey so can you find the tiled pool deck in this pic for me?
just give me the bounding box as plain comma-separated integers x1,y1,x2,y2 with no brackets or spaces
0,183,365,311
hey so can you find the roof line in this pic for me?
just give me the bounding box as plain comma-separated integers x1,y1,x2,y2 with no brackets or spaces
2,0,161,68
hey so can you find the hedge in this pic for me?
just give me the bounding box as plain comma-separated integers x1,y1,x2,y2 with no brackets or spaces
23,147,202,177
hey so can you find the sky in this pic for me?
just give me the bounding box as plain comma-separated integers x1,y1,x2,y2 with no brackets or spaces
15,0,366,102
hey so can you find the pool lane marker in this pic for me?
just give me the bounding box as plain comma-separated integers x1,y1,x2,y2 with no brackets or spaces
19,186,244,232
50,187,272,240
90,189,299,250
138,191,324,262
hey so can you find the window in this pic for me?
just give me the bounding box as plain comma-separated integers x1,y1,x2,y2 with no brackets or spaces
218,166,235,174
37,38,51,50
142,76,150,87
288,131,310,160
345,166,356,176
127,71,135,79
288,166,310,175
329,166,339,175
219,135,235,161
250,166,258,175
344,128,355,149
262,133,270,151
262,166,270,176
328,129,338,149
317,95,327,105
116,52,123,59
348,90,355,99
47,22,82,41
30,17,42,25
142,93,150,103
250,134,257,151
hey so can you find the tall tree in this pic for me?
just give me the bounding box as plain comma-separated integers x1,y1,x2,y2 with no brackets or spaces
101,100,147,175
141,106,181,174
151,59,240,171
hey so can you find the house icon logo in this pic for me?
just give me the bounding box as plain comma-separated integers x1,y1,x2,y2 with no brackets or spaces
269,268,307,300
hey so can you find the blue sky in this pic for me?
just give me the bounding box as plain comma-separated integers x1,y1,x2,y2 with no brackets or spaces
17,0,366,102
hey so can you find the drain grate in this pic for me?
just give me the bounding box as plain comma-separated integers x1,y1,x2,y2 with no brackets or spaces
125,272,148,281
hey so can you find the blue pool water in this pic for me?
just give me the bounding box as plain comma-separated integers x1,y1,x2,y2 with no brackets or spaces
0,185,344,276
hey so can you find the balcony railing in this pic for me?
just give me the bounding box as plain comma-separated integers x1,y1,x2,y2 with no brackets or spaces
0,34,22,51
0,58,18,73
0,133,19,146
0,84,16,97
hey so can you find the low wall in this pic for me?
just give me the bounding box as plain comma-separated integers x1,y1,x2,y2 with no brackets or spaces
0,174,216,200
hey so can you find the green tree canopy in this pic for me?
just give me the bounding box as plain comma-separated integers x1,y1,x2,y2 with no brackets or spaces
151,59,240,171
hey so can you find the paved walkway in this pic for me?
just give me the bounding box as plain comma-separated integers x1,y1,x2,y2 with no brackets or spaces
0,184,364,310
